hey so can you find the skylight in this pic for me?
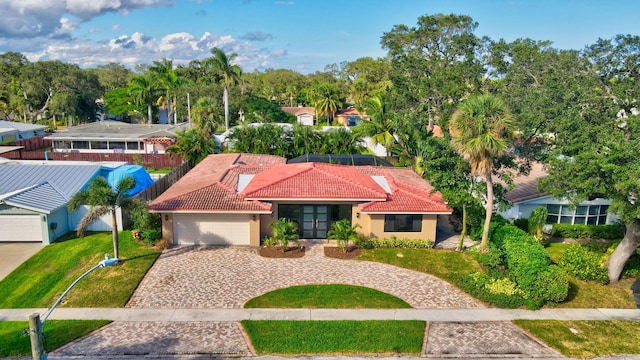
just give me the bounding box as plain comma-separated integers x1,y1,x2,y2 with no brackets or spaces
371,175,391,193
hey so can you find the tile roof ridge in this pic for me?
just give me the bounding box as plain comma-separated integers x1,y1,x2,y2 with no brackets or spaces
241,163,315,196
250,199,272,211
315,163,388,198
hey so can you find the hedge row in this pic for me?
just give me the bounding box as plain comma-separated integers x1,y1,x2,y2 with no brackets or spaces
355,236,434,249
550,223,625,240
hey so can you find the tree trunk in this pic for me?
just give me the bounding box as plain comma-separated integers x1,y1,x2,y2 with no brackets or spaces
607,220,640,282
480,171,494,250
458,203,467,251
111,208,120,259
147,103,153,125
223,85,230,131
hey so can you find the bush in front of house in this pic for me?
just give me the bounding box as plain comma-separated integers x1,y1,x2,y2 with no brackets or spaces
558,242,609,284
453,272,527,309
130,203,162,245
550,223,625,240
512,218,529,232
355,236,434,249
469,214,509,242
502,225,569,308
268,218,300,251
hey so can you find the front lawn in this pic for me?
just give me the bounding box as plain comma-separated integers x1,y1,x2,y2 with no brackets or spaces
0,320,110,356
514,320,640,358
0,231,159,308
356,248,482,283
242,320,424,355
244,284,411,308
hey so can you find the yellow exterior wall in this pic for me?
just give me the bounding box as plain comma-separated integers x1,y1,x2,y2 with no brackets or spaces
363,213,437,242
249,215,261,247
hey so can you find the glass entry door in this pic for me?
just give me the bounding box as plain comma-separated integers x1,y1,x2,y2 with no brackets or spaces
302,205,329,238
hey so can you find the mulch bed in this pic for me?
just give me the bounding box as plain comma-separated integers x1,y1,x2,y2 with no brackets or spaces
323,246,362,260
258,245,305,258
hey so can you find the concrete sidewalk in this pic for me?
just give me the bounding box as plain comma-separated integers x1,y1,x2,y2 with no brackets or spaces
2,307,640,322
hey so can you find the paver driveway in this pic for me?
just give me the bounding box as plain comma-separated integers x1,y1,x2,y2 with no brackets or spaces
127,241,482,309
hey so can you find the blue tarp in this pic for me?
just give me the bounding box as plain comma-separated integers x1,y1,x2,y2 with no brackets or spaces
101,165,154,197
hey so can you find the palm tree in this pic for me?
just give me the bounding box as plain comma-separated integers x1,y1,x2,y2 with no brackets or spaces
208,48,243,131
167,128,218,166
449,93,515,250
149,59,186,124
68,176,139,259
356,95,396,156
192,96,221,137
128,74,158,124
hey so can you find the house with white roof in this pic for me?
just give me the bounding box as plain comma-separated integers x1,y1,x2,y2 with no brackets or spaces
0,121,47,143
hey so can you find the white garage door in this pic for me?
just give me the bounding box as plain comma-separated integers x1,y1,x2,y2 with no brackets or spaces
174,213,250,245
0,215,43,242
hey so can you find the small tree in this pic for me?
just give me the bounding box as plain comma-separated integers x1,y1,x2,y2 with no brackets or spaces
327,219,361,252
68,176,141,259
269,218,299,252
528,207,548,243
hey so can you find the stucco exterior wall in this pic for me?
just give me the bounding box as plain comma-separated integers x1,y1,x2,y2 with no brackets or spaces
363,213,437,241
161,213,175,245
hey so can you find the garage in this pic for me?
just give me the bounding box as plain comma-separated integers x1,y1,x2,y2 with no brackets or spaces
173,213,250,245
0,215,43,242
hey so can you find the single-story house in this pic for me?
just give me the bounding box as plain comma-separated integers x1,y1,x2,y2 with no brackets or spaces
500,162,616,227
149,153,451,246
282,107,315,126
45,120,189,154
0,159,153,244
0,121,47,143
335,108,370,127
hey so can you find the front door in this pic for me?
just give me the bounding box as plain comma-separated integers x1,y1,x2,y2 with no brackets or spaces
301,205,329,238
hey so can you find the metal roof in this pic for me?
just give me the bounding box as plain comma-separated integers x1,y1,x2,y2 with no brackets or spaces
0,120,47,133
45,120,189,141
2,182,69,213
0,164,101,212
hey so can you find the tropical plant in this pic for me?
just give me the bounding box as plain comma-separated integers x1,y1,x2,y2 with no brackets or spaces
192,96,221,137
320,128,365,154
166,128,217,166
355,95,396,156
528,207,548,242
269,218,299,251
449,93,515,250
208,48,243,131
67,176,141,259
327,219,361,252
149,58,185,124
128,74,158,124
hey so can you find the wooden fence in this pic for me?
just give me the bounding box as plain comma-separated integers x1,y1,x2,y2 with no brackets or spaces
11,136,52,150
134,161,191,201
2,150,183,168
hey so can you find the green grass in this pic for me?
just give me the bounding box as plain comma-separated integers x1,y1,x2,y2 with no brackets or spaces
0,320,110,356
514,320,640,358
245,284,411,308
0,231,159,308
544,242,568,263
145,167,173,174
356,248,482,283
242,320,424,355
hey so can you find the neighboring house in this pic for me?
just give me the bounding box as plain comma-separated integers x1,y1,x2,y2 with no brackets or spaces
282,107,315,126
0,159,153,244
335,108,369,127
45,120,189,154
149,153,451,246
0,121,47,143
500,162,616,227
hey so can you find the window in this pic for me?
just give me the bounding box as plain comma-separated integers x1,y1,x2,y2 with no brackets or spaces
384,214,422,232
546,204,609,225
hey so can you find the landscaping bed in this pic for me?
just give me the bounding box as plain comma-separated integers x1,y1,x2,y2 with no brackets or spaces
258,245,305,258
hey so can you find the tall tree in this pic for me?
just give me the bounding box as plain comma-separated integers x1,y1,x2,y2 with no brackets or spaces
68,176,140,259
540,35,640,282
208,48,243,131
449,93,515,250
167,128,218,166
381,13,483,131
355,95,396,156
192,96,221,137
128,74,158,124
149,59,186,124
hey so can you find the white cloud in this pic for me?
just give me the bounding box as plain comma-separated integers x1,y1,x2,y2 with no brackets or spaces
0,0,175,38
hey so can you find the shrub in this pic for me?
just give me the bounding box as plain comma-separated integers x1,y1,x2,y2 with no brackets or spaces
558,242,609,284
453,272,527,309
140,229,162,244
502,225,569,309
269,218,300,251
623,249,640,277
528,207,548,242
472,242,504,270
512,218,529,232
550,223,625,240
470,215,509,242
327,219,361,252
355,236,433,249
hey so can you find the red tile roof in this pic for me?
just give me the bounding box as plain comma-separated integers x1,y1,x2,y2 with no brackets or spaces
241,162,388,200
282,107,315,116
150,153,450,214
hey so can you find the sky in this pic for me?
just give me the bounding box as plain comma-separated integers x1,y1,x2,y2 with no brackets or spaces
0,0,638,74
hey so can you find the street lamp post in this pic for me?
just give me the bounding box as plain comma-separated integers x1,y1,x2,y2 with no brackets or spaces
29,254,119,360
